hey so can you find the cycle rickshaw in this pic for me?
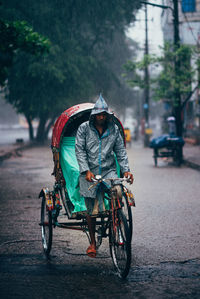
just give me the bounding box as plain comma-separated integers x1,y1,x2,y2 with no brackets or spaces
39,103,135,278
150,135,185,167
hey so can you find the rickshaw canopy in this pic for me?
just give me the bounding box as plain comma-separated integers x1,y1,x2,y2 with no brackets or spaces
51,103,94,150
51,103,126,150
50,102,126,213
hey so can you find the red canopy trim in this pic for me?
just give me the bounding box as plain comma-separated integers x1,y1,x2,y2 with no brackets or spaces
51,103,94,150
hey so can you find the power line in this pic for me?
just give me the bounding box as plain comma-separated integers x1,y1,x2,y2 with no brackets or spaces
182,12,200,47
140,1,171,10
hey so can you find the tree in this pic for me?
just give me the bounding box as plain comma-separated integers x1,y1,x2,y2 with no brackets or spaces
0,19,50,86
0,0,141,142
123,42,199,135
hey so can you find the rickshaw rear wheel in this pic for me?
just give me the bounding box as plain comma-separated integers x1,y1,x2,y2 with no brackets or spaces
109,210,131,278
41,196,52,258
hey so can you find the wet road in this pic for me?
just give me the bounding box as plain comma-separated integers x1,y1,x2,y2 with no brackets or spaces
0,142,200,298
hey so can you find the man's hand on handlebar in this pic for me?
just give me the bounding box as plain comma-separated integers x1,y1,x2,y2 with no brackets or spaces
87,175,134,191
86,170,134,184
85,170,95,182
123,171,134,184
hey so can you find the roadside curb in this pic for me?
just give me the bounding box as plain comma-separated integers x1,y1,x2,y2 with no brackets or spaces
183,159,200,171
1,141,200,172
0,142,45,163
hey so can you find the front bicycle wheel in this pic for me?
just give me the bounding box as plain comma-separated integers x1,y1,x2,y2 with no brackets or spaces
41,196,52,257
121,193,133,240
109,210,131,278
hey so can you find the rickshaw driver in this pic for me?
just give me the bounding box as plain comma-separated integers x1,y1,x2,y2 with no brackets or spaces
75,94,134,258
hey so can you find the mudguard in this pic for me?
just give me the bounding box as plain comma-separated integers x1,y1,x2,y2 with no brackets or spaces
39,188,54,210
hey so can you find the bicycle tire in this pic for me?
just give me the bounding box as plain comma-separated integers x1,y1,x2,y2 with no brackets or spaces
121,193,133,241
41,196,52,257
59,186,74,217
109,210,131,278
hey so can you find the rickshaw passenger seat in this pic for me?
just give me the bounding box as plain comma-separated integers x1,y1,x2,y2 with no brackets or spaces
59,111,121,214
60,136,87,213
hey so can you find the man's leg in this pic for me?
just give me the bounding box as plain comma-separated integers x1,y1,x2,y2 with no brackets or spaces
84,197,97,257
84,197,96,246
86,215,96,257
86,215,96,247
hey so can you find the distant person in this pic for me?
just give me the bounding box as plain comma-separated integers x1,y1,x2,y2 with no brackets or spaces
167,116,176,136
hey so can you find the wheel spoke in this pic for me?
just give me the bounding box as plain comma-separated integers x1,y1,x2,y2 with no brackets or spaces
121,193,133,241
109,210,131,278
41,197,52,257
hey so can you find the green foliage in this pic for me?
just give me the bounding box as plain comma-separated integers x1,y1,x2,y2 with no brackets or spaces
0,0,141,141
0,19,50,85
124,42,197,108
123,54,158,89
13,20,50,54
153,43,194,105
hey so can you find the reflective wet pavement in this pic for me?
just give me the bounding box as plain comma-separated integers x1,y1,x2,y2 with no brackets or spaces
0,250,200,298
0,144,200,298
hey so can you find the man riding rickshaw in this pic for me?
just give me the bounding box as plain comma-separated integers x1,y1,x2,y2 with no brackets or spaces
40,94,135,278
75,94,134,257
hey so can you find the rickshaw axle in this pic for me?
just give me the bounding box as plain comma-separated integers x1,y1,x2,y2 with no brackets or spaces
53,220,108,229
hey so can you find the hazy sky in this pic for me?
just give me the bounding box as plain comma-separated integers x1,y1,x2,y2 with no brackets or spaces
126,0,164,56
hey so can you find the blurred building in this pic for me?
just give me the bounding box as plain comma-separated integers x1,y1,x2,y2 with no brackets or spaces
161,0,200,140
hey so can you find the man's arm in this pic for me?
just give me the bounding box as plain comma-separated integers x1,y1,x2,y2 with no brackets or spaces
113,126,134,184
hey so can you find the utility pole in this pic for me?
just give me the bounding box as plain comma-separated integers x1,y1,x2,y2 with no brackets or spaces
173,0,182,136
144,3,150,147
173,0,183,161
141,1,169,147
141,1,183,159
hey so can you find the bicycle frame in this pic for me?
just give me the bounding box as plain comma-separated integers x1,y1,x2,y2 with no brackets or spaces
39,177,133,277
40,178,131,240
87,177,132,237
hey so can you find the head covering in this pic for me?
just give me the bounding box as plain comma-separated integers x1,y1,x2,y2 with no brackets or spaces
90,94,113,116
167,116,175,122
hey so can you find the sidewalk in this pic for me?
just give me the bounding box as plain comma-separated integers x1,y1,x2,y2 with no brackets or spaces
0,144,23,161
0,141,200,171
183,143,200,171
0,142,37,162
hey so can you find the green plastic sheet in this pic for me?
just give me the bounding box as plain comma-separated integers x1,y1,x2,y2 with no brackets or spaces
60,137,86,213
60,137,121,213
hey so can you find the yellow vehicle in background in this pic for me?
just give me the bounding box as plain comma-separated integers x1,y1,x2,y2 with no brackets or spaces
124,128,131,146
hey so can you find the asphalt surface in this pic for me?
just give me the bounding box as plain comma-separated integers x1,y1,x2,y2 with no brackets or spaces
0,142,200,298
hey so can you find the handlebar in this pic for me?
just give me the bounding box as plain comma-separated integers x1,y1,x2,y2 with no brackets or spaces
88,176,132,191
